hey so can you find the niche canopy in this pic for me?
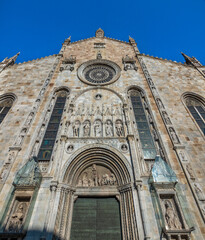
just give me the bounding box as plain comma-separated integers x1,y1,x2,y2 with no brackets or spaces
77,59,121,86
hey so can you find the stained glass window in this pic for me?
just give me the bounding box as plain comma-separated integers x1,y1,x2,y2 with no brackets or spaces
130,91,156,160
0,98,14,124
186,97,205,135
37,94,67,161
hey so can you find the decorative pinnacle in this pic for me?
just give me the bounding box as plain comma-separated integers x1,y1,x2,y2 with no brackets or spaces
95,28,104,38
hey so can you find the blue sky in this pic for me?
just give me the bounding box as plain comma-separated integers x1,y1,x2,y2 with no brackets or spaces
0,0,204,64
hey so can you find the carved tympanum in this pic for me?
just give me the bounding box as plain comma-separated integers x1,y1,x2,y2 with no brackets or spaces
77,164,117,187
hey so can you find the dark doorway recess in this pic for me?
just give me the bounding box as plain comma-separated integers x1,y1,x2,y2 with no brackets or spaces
70,197,122,240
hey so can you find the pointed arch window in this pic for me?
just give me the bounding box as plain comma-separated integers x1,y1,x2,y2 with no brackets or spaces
129,89,157,160
0,95,15,124
184,94,205,135
37,90,68,161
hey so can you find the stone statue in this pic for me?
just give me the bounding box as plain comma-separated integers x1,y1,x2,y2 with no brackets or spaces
38,125,45,139
109,173,117,185
179,151,186,161
186,164,195,179
15,135,24,146
73,121,80,137
26,112,34,126
169,127,179,144
82,172,88,187
83,120,90,137
94,120,102,137
194,184,205,201
0,166,8,181
92,164,98,186
8,202,27,232
162,111,172,125
164,200,182,229
7,152,15,163
105,120,113,136
157,98,164,109
115,120,123,137
64,121,70,135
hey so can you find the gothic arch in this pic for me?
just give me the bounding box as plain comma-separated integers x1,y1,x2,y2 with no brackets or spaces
61,143,133,186
0,93,16,124
70,86,125,105
182,92,205,136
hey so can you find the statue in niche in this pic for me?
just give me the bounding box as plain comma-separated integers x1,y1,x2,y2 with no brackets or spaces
179,151,186,161
194,183,205,201
169,127,179,144
92,164,98,186
162,111,172,125
115,120,124,137
94,120,102,137
105,120,113,137
0,165,8,181
83,120,90,137
82,172,89,187
39,88,45,96
7,152,15,163
164,200,182,230
73,121,80,137
38,124,45,140
25,112,34,126
64,121,70,135
67,145,74,153
15,135,24,146
33,99,40,111
157,98,164,109
186,164,195,179
48,98,55,110
8,202,27,233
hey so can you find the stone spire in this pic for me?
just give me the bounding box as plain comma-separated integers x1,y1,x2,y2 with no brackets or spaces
0,52,20,73
129,36,140,54
181,52,202,67
95,28,104,38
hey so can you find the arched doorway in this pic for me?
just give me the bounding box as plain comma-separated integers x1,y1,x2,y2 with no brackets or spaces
54,146,138,240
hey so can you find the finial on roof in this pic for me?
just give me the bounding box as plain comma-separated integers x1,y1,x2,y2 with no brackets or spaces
95,28,104,38
129,36,135,44
181,52,202,67
0,52,20,73
64,36,71,45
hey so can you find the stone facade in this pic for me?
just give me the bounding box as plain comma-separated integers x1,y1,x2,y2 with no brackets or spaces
0,29,204,240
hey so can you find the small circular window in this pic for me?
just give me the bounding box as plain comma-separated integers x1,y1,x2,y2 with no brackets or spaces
77,59,121,86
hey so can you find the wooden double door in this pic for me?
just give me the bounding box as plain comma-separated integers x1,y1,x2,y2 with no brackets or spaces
70,197,122,240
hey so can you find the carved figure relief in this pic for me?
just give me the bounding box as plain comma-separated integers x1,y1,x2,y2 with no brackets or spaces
186,164,195,179
25,112,34,126
105,120,113,137
94,120,102,137
83,120,90,137
60,56,76,71
73,120,80,137
122,55,138,71
164,200,182,230
121,144,128,152
67,145,74,153
194,183,205,201
0,165,9,181
14,135,24,146
77,164,117,187
64,121,70,135
115,119,124,137
162,111,172,125
179,151,187,161
156,98,164,109
169,127,180,144
7,202,28,233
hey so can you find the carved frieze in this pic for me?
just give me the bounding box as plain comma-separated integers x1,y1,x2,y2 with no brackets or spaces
77,164,117,187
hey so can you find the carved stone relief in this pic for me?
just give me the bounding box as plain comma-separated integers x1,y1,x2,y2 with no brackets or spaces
25,112,34,126
94,120,102,137
115,119,124,137
6,199,30,233
83,120,91,137
186,164,195,180
122,55,138,71
77,164,117,187
105,120,113,137
161,198,183,230
169,127,180,144
60,56,76,72
73,120,80,137
194,183,205,201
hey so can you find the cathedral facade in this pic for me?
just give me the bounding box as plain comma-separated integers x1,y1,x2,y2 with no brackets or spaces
0,29,204,240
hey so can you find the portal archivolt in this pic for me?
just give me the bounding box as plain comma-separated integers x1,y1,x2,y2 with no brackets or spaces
54,146,138,240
